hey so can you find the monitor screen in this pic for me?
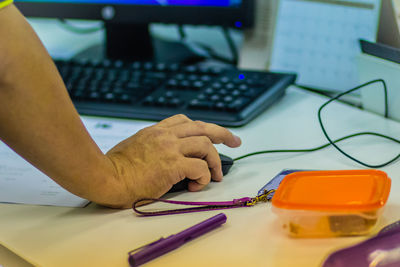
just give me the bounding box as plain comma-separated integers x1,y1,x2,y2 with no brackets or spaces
15,0,254,61
15,0,252,27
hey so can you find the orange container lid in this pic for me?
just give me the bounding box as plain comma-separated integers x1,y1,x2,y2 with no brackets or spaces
272,170,391,212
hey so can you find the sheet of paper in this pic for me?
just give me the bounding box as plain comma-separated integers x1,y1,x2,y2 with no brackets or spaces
0,116,153,207
270,0,381,92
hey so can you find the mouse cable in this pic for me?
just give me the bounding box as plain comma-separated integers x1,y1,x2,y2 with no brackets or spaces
234,79,400,168
233,131,400,164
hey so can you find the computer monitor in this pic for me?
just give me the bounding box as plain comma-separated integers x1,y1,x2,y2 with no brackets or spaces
15,0,254,61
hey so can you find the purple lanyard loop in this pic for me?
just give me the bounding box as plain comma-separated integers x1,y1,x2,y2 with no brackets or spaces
132,189,276,216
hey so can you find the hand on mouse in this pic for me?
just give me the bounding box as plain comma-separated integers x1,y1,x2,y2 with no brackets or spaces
101,114,241,208
0,8,239,210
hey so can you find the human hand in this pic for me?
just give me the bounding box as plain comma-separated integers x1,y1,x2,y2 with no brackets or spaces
103,114,241,208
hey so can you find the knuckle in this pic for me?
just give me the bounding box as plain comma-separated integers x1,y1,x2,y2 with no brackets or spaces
148,130,165,140
166,156,181,171
193,120,207,130
199,160,210,171
199,136,212,146
175,114,190,121
202,172,212,184
216,127,230,140
161,138,178,151
150,126,169,137
147,128,180,149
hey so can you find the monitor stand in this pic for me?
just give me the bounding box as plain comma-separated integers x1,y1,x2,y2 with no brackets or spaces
73,22,204,64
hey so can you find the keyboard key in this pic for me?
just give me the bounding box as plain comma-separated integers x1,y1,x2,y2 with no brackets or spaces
228,97,250,111
223,96,234,103
215,102,226,110
204,88,214,95
117,94,132,103
197,93,207,100
189,99,213,109
168,98,181,107
210,95,220,102
165,91,174,98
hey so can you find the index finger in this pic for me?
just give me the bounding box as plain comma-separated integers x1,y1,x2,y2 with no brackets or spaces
171,121,241,148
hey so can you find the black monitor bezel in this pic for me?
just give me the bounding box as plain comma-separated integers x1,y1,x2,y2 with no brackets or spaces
15,1,254,28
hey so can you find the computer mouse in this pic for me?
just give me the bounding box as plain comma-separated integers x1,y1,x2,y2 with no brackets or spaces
168,153,234,193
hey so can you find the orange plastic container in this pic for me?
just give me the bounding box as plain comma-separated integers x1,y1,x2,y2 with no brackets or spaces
271,170,391,237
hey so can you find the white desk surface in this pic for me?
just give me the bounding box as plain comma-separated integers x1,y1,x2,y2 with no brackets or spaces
1,87,400,267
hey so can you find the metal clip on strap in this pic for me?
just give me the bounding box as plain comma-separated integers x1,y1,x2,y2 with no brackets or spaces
132,190,276,216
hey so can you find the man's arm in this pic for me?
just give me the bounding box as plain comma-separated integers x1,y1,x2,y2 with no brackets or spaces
0,4,120,204
0,5,241,208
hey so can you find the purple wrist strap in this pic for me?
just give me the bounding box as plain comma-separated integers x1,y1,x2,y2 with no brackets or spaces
132,190,275,216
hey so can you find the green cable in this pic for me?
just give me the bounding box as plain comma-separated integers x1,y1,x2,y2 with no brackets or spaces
234,79,400,168
234,132,400,162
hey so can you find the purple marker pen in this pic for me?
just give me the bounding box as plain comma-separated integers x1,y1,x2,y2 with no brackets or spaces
128,213,227,267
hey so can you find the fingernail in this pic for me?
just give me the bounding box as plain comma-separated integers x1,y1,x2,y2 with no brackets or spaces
234,135,242,145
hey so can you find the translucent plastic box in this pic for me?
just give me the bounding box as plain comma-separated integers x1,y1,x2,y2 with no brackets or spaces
271,170,391,238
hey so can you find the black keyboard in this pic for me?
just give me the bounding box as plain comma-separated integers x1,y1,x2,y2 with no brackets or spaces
55,59,296,126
